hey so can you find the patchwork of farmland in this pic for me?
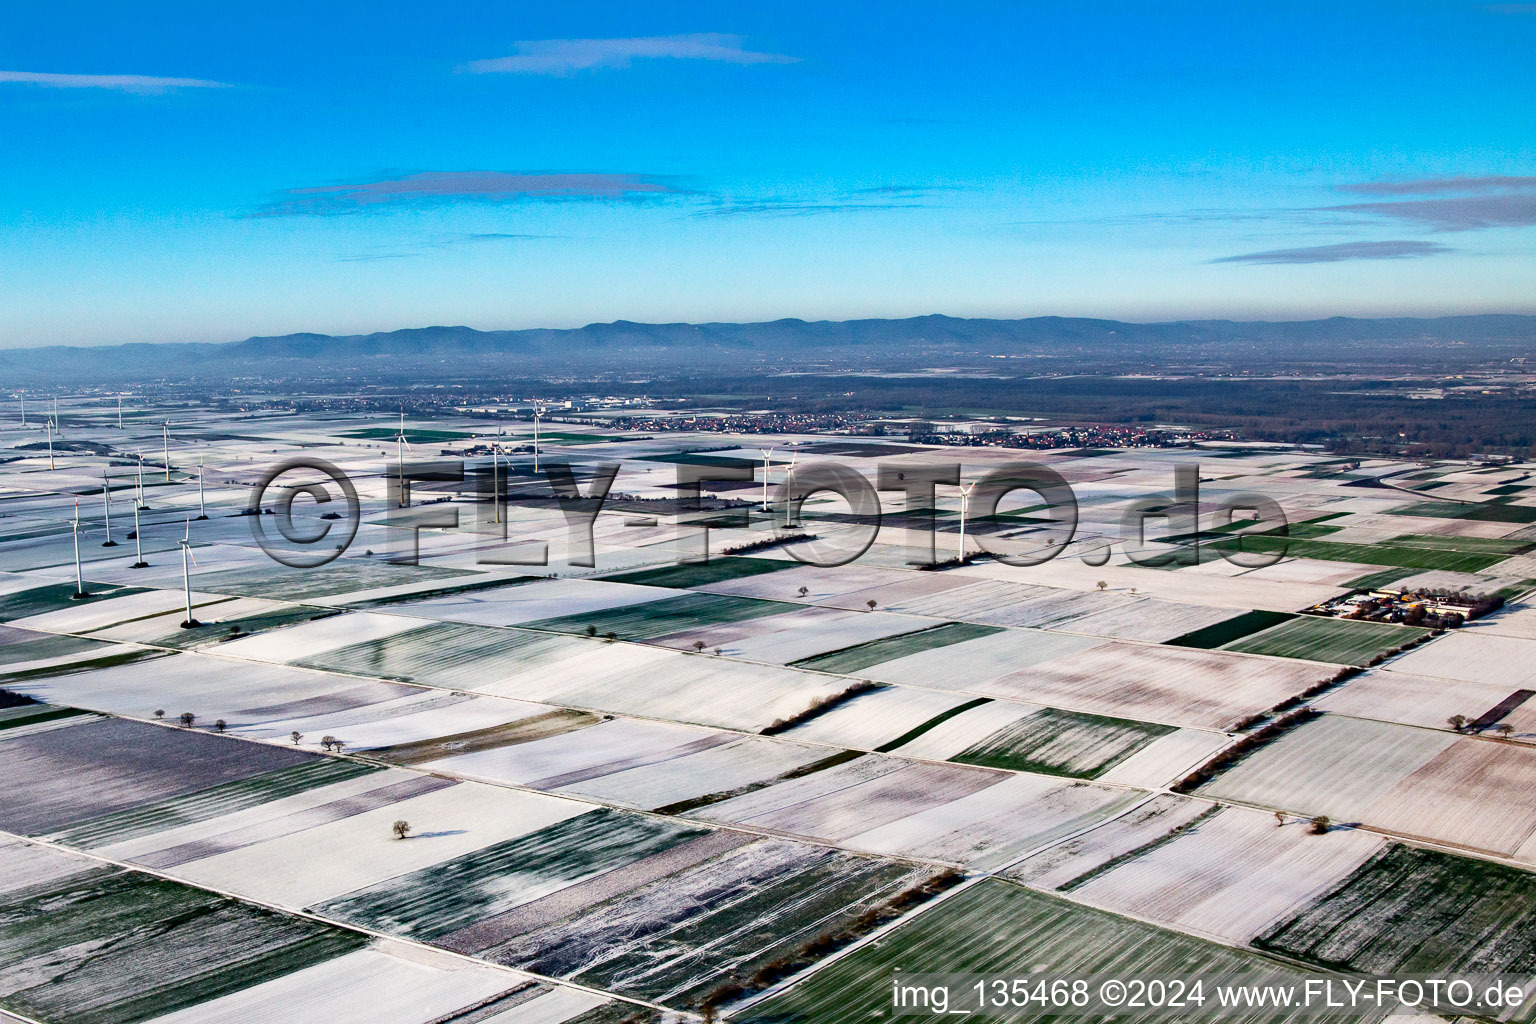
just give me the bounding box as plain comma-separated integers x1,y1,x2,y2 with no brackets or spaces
1201,713,1536,859
519,591,798,640
739,879,1379,1024
5,421,1535,1021
948,707,1175,779
1257,843,1536,975
0,847,367,1024
1221,615,1427,666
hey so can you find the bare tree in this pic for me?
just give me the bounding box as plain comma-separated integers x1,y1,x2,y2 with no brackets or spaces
1274,811,1286,827
154,709,165,720
178,712,195,728
585,625,598,637
214,719,226,733
1495,723,1515,739
331,738,345,753
321,734,336,751
865,599,877,612
1447,714,1468,732
290,730,303,745
1309,815,1330,835
797,586,809,598
1096,580,1108,592
392,820,411,840
692,640,707,653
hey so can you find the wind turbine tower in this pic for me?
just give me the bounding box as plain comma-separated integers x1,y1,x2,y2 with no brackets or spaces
101,472,117,546
179,518,200,628
758,447,776,513
783,452,800,528
130,503,148,568
394,411,412,507
71,501,90,599
197,455,208,519
957,481,977,563
533,406,544,473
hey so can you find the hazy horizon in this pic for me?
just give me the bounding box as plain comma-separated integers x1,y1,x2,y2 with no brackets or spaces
3,2,1534,348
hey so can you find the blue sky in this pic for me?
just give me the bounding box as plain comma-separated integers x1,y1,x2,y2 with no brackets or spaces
3,1,1535,347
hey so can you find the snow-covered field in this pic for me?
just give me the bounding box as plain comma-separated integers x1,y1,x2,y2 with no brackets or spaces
1387,630,1536,688
1062,804,1385,942
1203,714,1536,859
171,782,593,908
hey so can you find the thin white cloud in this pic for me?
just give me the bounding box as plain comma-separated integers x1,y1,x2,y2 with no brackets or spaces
0,70,229,92
464,33,797,75
254,171,693,217
1210,240,1453,265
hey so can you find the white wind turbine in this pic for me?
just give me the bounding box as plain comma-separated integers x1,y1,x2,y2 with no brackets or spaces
101,470,117,547
490,436,503,524
532,406,544,473
162,421,172,481
196,454,208,519
70,500,90,599
46,416,55,470
130,500,148,568
178,517,200,628
18,392,24,427
116,395,123,429
956,481,977,563
393,411,412,507
758,447,776,513
136,451,148,508
782,451,800,528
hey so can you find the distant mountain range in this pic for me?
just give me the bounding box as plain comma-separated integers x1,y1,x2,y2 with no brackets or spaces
4,313,1535,384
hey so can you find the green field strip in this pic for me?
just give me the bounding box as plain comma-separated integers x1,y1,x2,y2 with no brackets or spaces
188,560,475,601
950,708,1175,779
0,648,170,682
314,807,706,941
740,879,1375,1024
790,621,1004,675
520,592,799,641
1166,609,1296,649
0,583,150,621
0,866,368,1024
1388,500,1536,524
343,427,473,443
1212,532,1531,572
297,620,564,684
0,632,106,666
1256,843,1536,978
0,705,91,731
49,757,380,849
1223,616,1428,667
600,557,796,590
877,698,994,753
